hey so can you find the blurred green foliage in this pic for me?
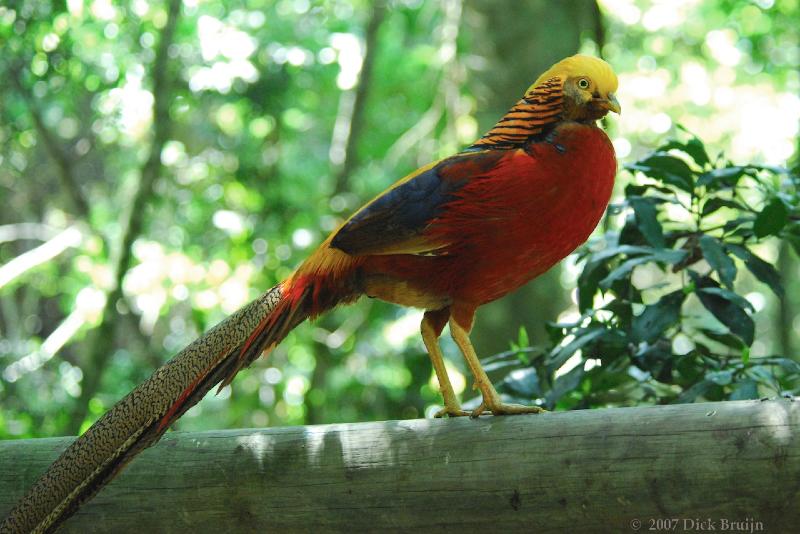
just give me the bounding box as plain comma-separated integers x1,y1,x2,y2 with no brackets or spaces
0,0,798,439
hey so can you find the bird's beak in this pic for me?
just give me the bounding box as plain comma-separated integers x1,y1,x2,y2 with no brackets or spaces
602,93,621,114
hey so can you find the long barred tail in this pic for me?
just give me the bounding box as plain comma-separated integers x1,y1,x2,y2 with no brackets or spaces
1,280,323,534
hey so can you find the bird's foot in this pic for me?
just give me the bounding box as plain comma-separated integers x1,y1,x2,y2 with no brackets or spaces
470,400,546,418
434,406,472,418
434,398,491,418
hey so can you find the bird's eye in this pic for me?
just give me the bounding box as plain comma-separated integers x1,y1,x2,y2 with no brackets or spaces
577,78,590,89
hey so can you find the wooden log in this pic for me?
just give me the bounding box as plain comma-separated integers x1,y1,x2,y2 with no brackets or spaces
1,399,797,533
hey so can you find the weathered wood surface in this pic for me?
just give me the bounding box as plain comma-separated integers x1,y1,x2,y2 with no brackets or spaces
1,399,798,533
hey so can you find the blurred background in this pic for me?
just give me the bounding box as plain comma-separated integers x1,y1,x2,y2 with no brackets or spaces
1,0,798,438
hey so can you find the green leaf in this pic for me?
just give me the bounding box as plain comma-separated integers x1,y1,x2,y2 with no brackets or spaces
729,379,758,400
776,358,800,375
631,290,685,344
660,135,710,168
698,287,754,313
741,346,750,365
588,329,630,363
698,235,736,289
746,365,781,391
545,365,585,407
727,244,784,297
753,197,788,238
500,368,541,397
604,298,633,327
546,327,606,370
698,328,745,350
629,197,665,247
627,154,695,192
586,244,686,265
701,197,746,216
544,322,567,345
690,273,755,346
577,260,608,312
706,370,733,385
675,379,714,403
619,214,649,246
683,137,711,168
517,326,529,349
599,256,652,289
634,341,673,381
697,166,755,188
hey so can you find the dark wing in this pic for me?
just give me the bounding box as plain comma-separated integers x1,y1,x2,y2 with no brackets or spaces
330,150,504,256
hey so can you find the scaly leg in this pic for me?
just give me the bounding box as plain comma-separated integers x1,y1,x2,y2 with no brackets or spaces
449,317,545,418
421,311,470,417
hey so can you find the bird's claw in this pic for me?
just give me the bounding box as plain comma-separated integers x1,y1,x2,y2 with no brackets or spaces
434,406,472,418
471,400,546,418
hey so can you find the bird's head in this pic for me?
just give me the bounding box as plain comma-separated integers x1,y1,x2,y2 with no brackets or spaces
531,54,620,122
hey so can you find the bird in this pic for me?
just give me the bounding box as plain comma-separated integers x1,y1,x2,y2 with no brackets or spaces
2,54,619,533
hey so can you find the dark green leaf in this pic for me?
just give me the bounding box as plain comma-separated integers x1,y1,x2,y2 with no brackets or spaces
698,235,736,288
698,328,745,350
588,329,629,362
500,368,541,397
625,183,680,199
729,379,759,400
777,358,800,375
722,216,753,233
619,214,648,246
545,365,585,407
577,260,608,312
697,166,755,188
544,322,567,345
684,137,711,168
598,256,652,289
690,273,755,346
631,290,685,343
701,197,746,216
629,197,665,247
675,379,714,403
604,298,633,327
586,244,686,264
727,244,784,296
746,365,781,391
706,370,733,385
627,154,695,192
648,248,690,265
753,197,788,238
546,327,606,370
698,287,754,312
634,341,673,382
660,135,710,168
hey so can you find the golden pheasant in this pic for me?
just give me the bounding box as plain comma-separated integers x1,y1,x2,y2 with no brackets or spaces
3,54,619,533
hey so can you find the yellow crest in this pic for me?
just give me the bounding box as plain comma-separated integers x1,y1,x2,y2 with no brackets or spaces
531,54,618,96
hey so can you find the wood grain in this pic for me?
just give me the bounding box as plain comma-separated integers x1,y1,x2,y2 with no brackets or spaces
2,399,797,533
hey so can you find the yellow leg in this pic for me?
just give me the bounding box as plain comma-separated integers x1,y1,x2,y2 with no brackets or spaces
421,315,470,418
449,318,546,418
